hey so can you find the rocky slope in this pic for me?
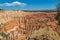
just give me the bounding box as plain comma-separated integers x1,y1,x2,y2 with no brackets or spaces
0,10,60,40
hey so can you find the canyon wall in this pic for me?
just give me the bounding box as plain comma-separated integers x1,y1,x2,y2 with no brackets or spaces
0,10,60,40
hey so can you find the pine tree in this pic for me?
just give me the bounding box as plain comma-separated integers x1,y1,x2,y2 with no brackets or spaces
56,0,60,25
28,27,60,40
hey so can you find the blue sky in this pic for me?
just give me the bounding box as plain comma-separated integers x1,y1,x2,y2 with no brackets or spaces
0,0,58,10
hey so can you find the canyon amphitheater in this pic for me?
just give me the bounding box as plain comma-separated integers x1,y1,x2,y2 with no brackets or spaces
0,10,60,40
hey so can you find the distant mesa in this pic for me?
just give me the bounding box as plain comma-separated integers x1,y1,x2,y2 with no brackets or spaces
22,10,56,12
0,9,4,10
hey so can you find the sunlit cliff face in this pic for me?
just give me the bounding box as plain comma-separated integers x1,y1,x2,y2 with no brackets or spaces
0,10,60,40
0,11,58,33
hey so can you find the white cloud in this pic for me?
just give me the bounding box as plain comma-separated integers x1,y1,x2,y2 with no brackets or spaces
0,1,26,7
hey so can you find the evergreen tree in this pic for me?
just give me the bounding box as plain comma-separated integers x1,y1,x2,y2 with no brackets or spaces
28,27,60,40
56,0,60,25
